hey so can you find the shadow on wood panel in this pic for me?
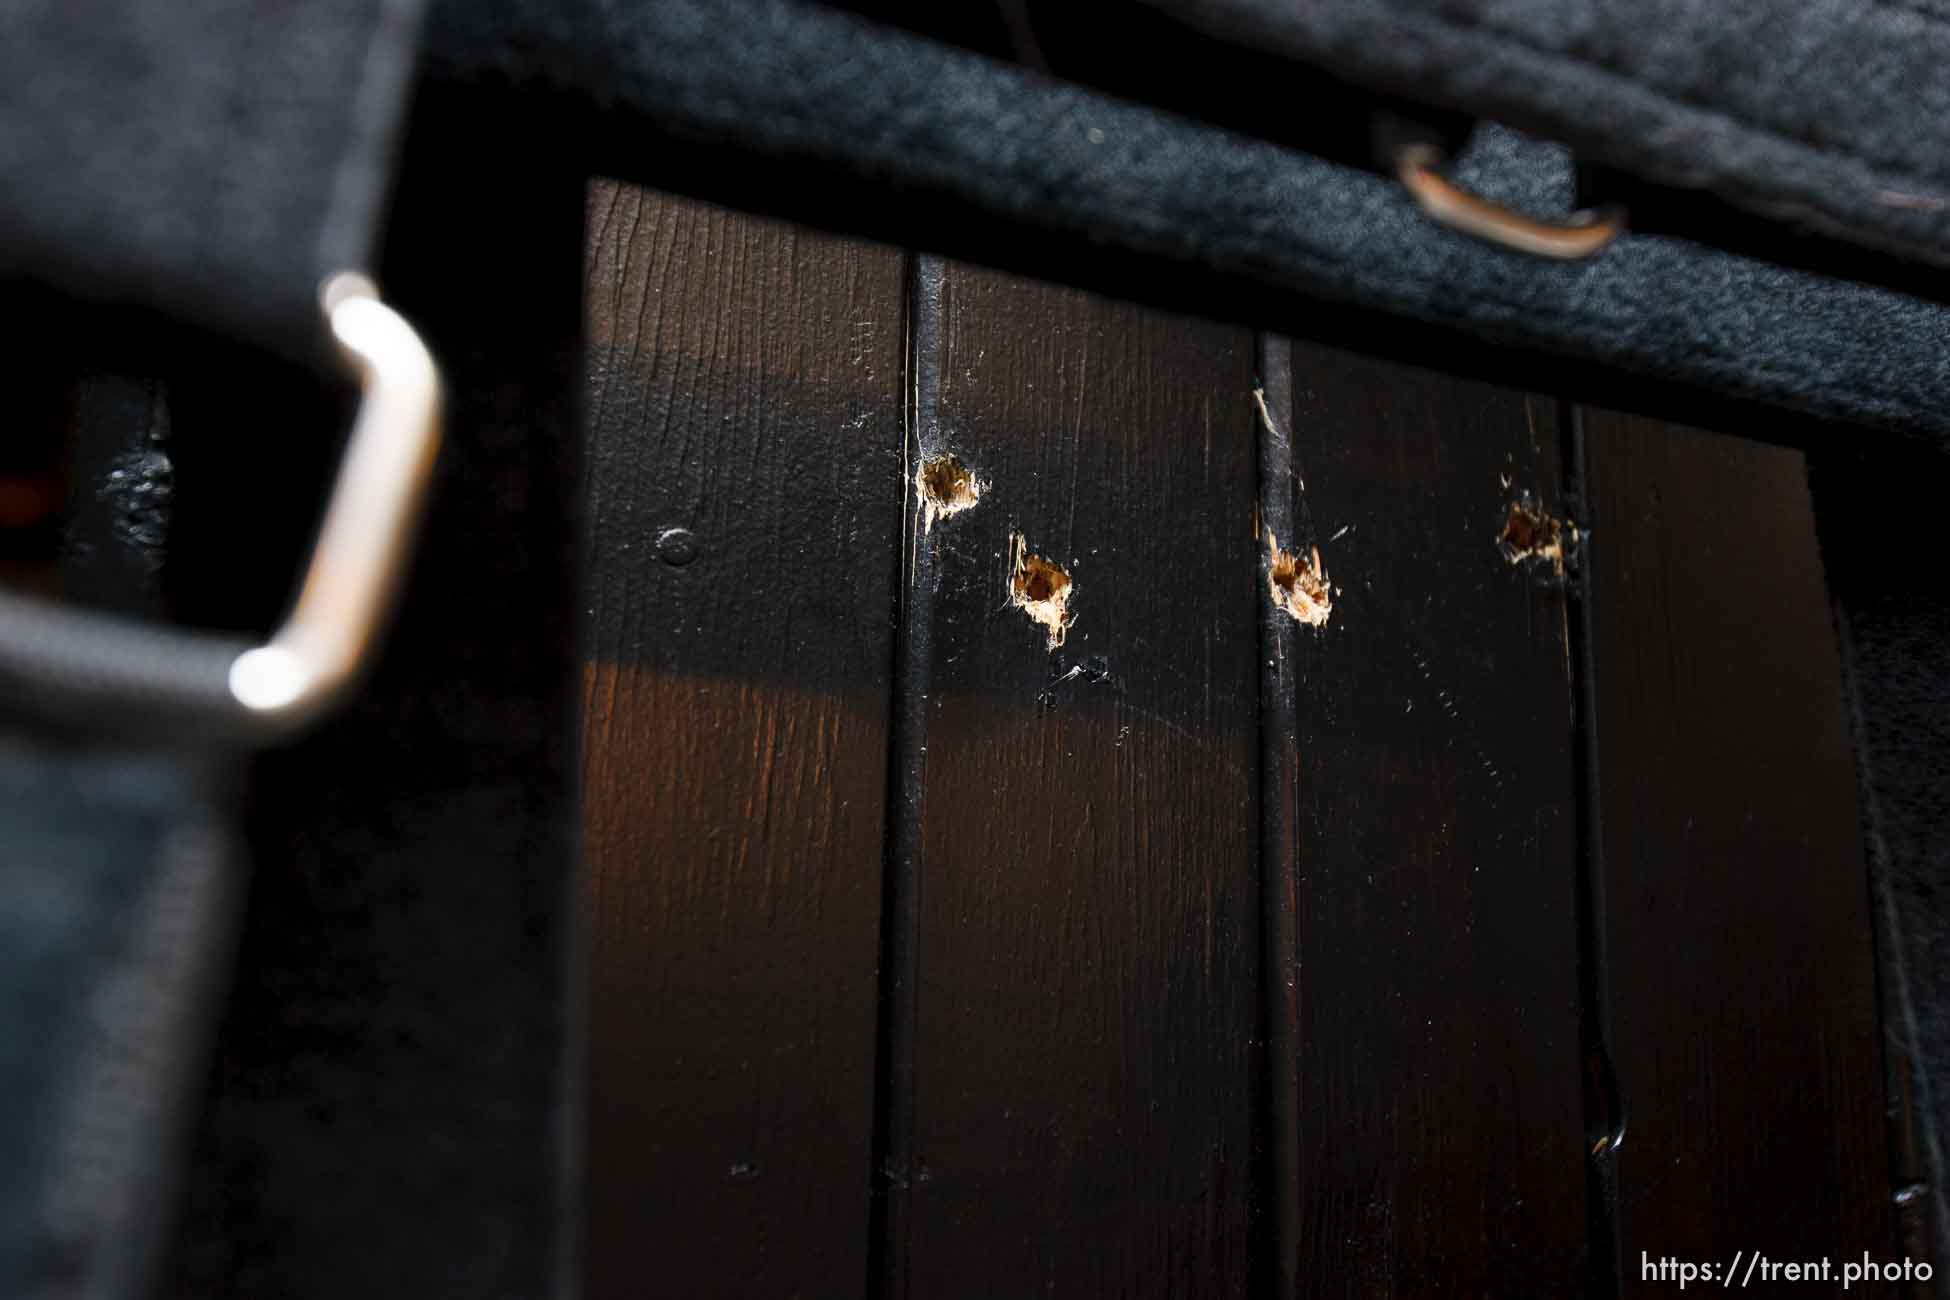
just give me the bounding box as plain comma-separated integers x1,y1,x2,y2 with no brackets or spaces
1584,411,1896,1287
1263,344,1588,1297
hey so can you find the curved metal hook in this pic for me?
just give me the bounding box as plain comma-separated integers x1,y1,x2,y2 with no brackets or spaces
228,275,443,730
1396,143,1626,260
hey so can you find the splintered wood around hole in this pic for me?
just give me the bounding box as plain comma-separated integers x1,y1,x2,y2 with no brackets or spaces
1497,493,1574,575
1009,531,1074,650
1266,527,1332,627
917,453,982,533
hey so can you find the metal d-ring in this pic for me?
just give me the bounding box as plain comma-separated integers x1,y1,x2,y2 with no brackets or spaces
0,274,442,741
1396,142,1626,260
225,274,443,728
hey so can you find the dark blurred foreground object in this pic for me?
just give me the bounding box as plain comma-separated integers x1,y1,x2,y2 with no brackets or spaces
5,1,1950,1297
0,2,438,1298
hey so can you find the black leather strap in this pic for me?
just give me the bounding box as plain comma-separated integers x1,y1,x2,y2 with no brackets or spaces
0,738,242,1300
0,9,431,1294
160,88,583,1300
0,0,427,360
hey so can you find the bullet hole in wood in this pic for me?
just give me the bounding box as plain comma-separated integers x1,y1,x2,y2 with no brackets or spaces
1265,527,1333,628
1497,493,1576,577
917,453,981,532
1009,531,1074,650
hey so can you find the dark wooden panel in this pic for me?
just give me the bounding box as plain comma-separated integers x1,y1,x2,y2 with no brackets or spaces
879,259,1262,1297
580,183,905,1300
1263,345,1588,1296
1584,411,1896,1284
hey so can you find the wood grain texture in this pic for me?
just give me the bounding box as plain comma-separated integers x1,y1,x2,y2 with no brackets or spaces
880,260,1263,1297
1583,411,1896,1285
570,189,1906,1299
1264,346,1588,1296
580,182,906,1300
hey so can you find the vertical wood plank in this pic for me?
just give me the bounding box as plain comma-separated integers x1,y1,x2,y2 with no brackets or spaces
882,261,1263,1297
1584,411,1896,1285
1265,344,1589,1295
579,184,905,1299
